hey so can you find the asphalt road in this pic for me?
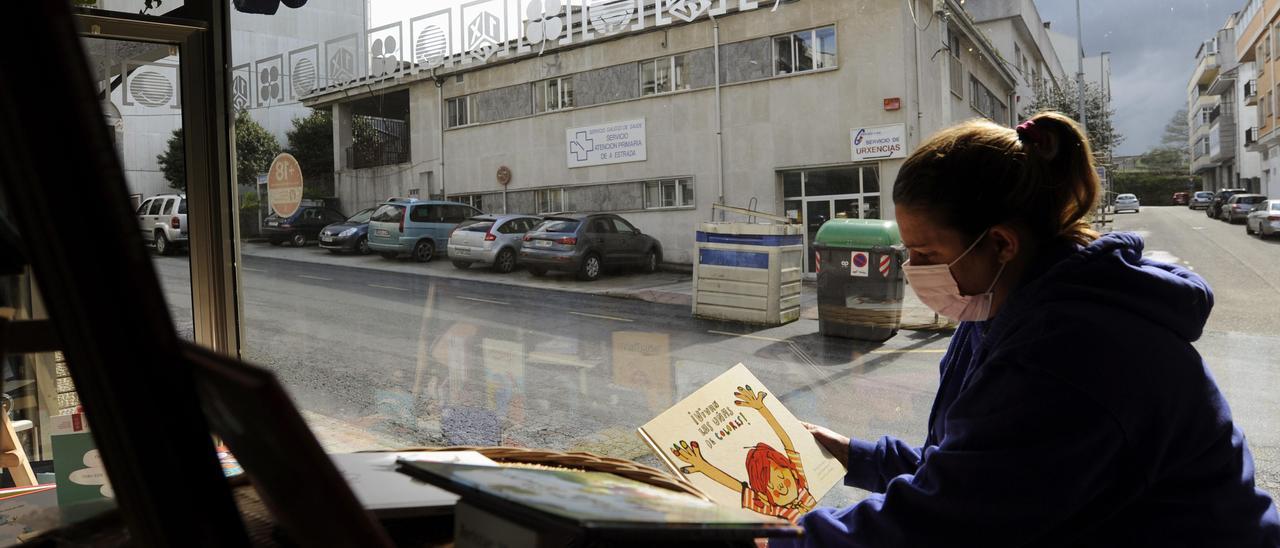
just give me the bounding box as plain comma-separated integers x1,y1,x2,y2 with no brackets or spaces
146,207,1279,508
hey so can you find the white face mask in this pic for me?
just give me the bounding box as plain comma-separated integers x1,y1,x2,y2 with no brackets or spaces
902,231,1007,322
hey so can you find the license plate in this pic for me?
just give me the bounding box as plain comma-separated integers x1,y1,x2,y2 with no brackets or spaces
534,240,553,248
376,229,390,237
321,236,334,243
267,221,278,227
454,247,470,255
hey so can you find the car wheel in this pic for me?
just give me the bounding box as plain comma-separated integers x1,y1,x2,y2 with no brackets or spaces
290,233,307,247
528,266,547,277
356,236,370,255
379,252,398,260
154,231,171,256
578,254,602,281
493,248,517,274
452,260,471,270
413,239,435,263
642,249,659,274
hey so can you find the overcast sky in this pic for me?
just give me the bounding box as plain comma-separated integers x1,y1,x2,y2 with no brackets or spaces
1033,0,1236,156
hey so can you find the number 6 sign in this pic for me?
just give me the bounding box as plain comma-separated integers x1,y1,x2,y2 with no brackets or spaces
268,153,304,217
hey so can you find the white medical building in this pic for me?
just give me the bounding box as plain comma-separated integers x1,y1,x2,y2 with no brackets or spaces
300,0,1024,270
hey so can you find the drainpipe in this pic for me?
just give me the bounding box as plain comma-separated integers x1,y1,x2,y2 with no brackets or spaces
710,12,725,221
432,67,446,199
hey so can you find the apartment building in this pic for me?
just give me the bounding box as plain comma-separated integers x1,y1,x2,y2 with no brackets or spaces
962,0,1069,118
1237,0,1280,196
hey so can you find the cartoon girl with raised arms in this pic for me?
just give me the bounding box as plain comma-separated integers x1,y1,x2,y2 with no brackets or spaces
671,385,816,523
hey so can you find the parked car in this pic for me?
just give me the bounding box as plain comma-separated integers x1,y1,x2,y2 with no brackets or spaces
136,193,188,255
1189,191,1214,210
519,213,662,281
1172,191,1190,206
1245,199,1280,239
448,214,543,273
1223,194,1268,224
263,206,347,247
1207,188,1247,219
1114,193,1140,213
367,198,483,262
319,207,376,255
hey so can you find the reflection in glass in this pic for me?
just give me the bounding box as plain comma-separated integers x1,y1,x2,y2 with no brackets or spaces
794,31,814,72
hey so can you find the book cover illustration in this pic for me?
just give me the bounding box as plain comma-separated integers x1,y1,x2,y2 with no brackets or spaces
637,364,844,522
398,461,789,526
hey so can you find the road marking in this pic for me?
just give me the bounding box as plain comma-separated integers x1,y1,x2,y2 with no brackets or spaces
367,283,409,291
870,349,947,354
569,311,633,322
298,274,332,281
707,330,785,342
241,267,266,273
457,296,510,306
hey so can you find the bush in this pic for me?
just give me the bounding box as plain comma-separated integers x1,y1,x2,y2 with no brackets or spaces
1111,171,1196,206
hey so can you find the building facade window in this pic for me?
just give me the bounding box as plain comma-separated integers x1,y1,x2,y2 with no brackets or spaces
533,76,574,113
644,179,694,209
451,194,485,211
773,25,836,75
536,188,565,213
1014,43,1023,74
640,55,689,96
446,96,471,128
948,31,963,97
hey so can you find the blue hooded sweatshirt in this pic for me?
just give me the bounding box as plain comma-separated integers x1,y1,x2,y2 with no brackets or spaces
776,233,1280,547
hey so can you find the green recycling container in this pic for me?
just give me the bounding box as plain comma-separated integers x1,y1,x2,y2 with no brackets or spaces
813,219,907,342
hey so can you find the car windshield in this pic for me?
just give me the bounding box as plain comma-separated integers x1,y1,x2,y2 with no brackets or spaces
1273,203,1280,212
535,219,580,233
458,220,494,232
347,208,374,223
370,204,405,222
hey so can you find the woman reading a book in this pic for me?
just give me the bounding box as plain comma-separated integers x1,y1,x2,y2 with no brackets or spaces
671,386,817,523
777,112,1279,547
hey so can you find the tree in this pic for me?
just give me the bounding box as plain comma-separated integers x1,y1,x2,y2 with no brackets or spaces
156,110,281,191
1021,81,1123,161
234,110,281,188
285,109,334,197
156,128,185,191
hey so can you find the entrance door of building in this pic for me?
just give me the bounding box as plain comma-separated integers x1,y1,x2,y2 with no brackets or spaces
803,196,862,273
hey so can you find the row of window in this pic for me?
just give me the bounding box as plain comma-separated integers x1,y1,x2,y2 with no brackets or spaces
452,178,695,215
970,76,1007,123
444,26,836,129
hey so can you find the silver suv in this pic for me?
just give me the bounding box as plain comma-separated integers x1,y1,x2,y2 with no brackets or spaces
136,193,187,255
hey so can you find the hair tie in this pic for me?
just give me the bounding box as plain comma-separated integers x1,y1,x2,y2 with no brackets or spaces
1016,119,1044,147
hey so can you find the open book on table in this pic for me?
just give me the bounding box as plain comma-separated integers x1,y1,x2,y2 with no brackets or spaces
637,363,846,523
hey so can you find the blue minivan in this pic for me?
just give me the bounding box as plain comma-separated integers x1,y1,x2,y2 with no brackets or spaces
367,198,483,262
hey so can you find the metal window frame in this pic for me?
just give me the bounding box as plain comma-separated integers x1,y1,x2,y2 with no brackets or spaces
0,1,248,545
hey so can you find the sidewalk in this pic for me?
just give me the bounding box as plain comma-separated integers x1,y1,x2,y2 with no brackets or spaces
239,242,951,330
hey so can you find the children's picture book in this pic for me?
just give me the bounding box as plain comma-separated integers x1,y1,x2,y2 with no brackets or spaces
332,451,498,518
637,363,845,522
396,461,800,543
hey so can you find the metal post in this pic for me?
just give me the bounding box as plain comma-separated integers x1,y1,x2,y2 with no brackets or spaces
1076,0,1087,134
711,13,725,221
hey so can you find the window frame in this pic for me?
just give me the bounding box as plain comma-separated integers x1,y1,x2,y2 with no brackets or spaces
644,178,695,210
446,95,472,128
772,25,837,76
534,76,574,113
536,188,565,214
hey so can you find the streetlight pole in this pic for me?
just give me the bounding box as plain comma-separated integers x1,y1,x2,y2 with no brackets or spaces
1076,0,1088,135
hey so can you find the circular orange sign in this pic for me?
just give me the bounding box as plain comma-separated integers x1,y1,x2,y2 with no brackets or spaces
268,153,304,217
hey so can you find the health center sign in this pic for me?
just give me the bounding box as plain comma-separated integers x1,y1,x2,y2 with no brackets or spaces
567,119,647,168
851,123,906,162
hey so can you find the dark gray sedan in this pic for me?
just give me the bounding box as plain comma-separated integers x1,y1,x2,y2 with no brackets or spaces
519,213,662,281
319,207,376,254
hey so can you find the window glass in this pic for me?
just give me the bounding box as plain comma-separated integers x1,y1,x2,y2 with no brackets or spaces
371,204,405,222
348,208,375,223
611,218,637,234
537,218,579,233
444,205,475,222
177,198,187,214
815,26,837,69
162,198,175,215
148,200,164,215
673,55,688,91
137,199,152,215
409,205,434,223
460,220,495,232
681,180,694,206
655,58,671,94
641,60,657,95
774,35,793,74
561,77,574,108
861,167,880,193
794,30,814,72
